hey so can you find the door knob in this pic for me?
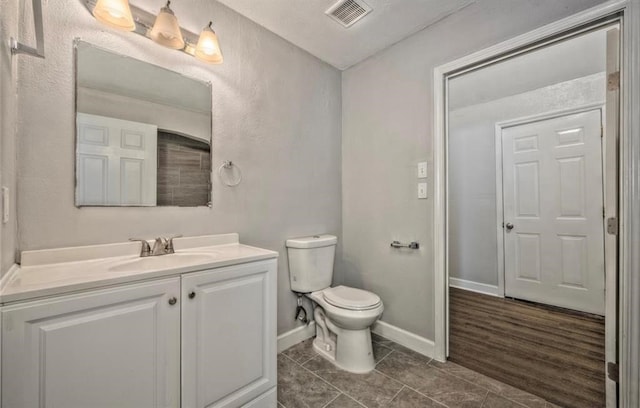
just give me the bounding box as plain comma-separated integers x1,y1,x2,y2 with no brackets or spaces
505,223,514,231
188,291,196,299
168,297,177,305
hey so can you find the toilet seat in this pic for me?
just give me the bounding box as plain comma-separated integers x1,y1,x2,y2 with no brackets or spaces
323,286,381,310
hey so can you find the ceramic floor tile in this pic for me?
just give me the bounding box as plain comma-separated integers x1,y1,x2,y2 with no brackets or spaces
429,359,465,371
387,387,445,407
282,338,317,364
497,384,547,408
304,356,404,408
482,393,525,408
277,355,340,408
373,341,392,363
371,332,394,346
377,351,488,408
506,394,548,408
376,350,438,387
369,333,432,365
429,360,547,408
324,393,365,408
438,362,523,395
279,339,553,408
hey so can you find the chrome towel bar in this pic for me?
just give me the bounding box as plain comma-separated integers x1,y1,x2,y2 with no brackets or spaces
390,241,420,249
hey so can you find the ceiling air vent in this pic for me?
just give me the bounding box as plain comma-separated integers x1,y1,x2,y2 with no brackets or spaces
325,0,372,28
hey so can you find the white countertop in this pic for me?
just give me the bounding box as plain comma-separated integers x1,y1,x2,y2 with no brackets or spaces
0,234,278,304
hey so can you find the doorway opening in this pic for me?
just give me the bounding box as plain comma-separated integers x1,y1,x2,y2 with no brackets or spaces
445,22,619,408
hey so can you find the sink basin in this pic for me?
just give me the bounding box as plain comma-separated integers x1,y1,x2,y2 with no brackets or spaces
108,252,216,273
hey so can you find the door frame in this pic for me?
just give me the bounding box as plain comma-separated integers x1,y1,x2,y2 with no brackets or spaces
493,103,608,300
432,1,640,406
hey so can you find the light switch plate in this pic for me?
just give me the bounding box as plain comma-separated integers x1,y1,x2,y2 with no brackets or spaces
418,162,428,178
2,187,9,223
418,182,427,199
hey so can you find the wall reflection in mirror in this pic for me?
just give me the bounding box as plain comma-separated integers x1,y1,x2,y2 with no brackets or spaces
74,40,212,207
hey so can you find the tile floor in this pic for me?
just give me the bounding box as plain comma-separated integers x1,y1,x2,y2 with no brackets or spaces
278,333,559,408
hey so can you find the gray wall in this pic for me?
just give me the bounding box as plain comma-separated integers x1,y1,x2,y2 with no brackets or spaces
0,0,18,276
341,0,607,340
14,0,342,336
449,73,606,287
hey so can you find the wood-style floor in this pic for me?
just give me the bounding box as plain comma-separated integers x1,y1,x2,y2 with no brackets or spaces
449,287,606,408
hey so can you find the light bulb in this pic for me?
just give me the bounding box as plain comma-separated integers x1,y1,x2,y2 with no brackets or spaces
149,1,185,50
92,0,136,31
195,22,223,64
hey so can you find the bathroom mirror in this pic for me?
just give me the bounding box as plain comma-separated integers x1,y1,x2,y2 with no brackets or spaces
74,40,212,207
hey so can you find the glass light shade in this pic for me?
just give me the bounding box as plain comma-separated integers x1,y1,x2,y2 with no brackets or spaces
92,0,136,31
195,22,223,64
149,1,185,50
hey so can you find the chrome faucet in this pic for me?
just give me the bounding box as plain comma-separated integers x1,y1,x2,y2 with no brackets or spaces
130,235,183,257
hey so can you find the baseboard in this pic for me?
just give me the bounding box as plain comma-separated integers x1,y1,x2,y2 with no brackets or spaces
277,321,316,353
449,277,502,297
371,320,435,359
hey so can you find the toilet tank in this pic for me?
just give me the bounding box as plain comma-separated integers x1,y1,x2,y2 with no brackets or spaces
286,235,337,293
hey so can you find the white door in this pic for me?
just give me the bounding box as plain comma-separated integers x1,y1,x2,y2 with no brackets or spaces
502,109,605,315
76,113,158,206
181,260,277,408
1,278,181,408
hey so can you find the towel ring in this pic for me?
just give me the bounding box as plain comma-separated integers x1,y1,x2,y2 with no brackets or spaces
218,161,242,187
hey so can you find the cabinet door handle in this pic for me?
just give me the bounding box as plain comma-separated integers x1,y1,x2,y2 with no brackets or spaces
168,297,177,306
188,291,196,299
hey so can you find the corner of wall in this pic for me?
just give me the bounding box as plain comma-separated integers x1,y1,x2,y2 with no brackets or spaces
0,0,20,277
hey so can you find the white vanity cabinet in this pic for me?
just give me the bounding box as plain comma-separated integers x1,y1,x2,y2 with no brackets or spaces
1,258,277,408
1,277,181,408
181,260,277,408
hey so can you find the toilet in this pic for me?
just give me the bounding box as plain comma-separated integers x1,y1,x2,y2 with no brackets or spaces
286,234,384,373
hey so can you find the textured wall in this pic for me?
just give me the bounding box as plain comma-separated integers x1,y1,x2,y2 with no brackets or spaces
0,0,18,276
341,0,608,340
16,0,342,336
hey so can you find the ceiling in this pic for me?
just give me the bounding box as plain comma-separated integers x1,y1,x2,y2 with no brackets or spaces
216,0,475,70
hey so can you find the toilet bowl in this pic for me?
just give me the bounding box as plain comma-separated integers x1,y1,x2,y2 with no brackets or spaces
286,235,384,373
307,285,383,373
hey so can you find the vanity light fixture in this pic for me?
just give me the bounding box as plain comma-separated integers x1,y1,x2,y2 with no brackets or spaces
83,0,224,64
149,1,185,49
92,0,136,31
195,22,223,64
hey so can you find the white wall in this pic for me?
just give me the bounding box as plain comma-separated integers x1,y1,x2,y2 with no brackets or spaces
449,73,606,287
342,0,607,340
14,0,342,336
0,0,18,276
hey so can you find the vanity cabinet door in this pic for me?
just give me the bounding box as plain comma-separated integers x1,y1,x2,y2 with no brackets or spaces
2,277,181,408
181,259,277,408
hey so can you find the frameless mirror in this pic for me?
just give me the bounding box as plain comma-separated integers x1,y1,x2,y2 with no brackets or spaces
74,40,212,207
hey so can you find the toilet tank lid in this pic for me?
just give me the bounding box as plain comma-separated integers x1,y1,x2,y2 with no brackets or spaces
286,235,337,249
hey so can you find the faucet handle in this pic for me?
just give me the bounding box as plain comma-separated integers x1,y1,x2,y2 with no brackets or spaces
166,234,183,254
129,238,151,257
